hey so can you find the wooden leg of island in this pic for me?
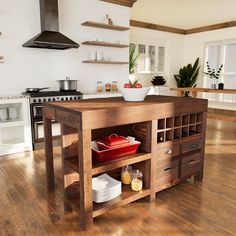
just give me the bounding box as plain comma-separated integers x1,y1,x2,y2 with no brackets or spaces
44,117,55,191
194,112,207,182
78,129,93,230
192,91,198,98
148,120,157,201
177,91,185,97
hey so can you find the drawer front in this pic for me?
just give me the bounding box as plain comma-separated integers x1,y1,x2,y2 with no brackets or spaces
156,159,179,187
181,153,201,178
182,139,201,153
157,144,180,160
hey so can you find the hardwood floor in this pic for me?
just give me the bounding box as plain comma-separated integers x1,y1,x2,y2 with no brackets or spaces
0,120,236,236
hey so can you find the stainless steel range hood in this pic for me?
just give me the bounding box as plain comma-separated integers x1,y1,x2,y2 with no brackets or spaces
23,0,79,50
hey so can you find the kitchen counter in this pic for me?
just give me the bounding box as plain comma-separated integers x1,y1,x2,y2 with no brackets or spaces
43,95,208,230
82,91,121,99
0,94,27,100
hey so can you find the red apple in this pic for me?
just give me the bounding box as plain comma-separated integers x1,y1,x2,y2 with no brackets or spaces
124,83,132,88
134,83,142,88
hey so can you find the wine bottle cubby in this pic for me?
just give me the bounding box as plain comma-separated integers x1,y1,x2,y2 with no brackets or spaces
157,112,204,143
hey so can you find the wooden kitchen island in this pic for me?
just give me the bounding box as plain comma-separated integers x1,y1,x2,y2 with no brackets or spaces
43,95,208,230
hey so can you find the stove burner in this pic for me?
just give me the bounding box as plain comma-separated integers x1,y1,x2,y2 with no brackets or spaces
23,90,83,97
23,90,83,104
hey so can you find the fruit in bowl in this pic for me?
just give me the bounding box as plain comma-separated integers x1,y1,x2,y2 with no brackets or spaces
120,81,150,101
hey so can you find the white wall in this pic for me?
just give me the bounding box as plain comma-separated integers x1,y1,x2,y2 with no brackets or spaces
183,27,236,87
130,27,185,88
0,0,130,95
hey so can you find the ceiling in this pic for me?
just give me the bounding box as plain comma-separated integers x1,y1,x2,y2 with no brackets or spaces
131,0,236,29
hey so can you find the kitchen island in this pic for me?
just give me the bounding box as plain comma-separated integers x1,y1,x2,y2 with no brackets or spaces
43,95,208,230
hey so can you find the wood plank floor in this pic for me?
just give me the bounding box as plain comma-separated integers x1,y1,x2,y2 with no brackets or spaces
0,120,236,236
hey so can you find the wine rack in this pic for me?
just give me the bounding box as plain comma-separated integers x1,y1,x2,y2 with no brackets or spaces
157,113,203,143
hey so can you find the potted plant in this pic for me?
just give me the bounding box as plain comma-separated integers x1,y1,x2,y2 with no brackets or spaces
174,57,200,97
204,62,223,89
129,44,139,85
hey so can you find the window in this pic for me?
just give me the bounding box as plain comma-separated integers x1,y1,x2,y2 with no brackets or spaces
204,40,236,102
130,42,166,74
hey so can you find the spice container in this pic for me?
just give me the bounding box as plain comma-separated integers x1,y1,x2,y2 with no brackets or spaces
105,83,111,92
112,81,118,92
97,81,103,92
121,165,132,185
131,170,143,191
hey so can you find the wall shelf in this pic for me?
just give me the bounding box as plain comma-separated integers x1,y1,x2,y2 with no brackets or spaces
99,0,137,7
81,21,130,31
82,60,129,64
82,41,129,48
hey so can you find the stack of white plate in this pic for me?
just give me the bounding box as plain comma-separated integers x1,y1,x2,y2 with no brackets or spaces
92,174,121,203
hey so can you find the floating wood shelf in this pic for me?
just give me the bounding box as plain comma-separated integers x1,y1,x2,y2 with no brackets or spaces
81,21,130,31
65,185,151,218
65,152,151,176
82,41,129,48
99,0,137,7
82,60,129,64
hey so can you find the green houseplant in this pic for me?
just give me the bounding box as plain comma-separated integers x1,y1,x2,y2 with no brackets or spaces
129,44,139,86
174,57,200,96
129,44,139,74
204,62,223,88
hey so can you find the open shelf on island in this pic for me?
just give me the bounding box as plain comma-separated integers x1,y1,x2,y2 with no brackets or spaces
81,21,130,31
65,185,151,218
65,152,151,176
82,41,129,48
82,60,129,64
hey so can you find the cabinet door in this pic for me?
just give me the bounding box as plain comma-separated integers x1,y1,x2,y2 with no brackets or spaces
156,144,180,190
131,43,166,74
157,46,165,72
137,44,146,73
181,153,201,178
156,159,179,190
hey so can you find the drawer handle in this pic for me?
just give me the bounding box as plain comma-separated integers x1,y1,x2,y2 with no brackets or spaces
166,150,172,154
164,167,172,172
191,144,197,149
188,160,201,165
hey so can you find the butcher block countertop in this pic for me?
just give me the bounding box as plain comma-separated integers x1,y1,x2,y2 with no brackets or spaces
44,95,208,130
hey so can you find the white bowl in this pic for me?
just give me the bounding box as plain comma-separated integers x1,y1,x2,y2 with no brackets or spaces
119,87,150,101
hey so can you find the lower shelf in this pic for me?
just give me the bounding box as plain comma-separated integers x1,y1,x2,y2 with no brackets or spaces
64,152,151,176
65,185,151,218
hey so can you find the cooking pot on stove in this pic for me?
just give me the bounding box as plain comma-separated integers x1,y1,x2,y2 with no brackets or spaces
57,76,78,91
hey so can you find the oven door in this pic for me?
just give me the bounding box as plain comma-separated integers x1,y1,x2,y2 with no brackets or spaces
33,121,61,142
32,105,43,120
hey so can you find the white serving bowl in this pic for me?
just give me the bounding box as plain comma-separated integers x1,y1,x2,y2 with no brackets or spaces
119,87,150,101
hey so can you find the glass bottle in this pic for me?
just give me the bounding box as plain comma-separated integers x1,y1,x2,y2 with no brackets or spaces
121,165,132,185
112,81,118,92
105,83,111,92
131,170,143,191
97,81,103,92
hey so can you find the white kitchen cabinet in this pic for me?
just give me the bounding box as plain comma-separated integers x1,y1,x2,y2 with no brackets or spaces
0,97,32,156
130,42,166,74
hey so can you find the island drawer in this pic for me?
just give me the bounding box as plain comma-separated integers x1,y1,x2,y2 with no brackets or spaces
157,144,180,160
156,159,179,188
181,153,201,178
181,138,201,153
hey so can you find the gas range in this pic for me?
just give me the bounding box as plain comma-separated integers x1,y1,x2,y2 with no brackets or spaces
23,91,83,104
23,90,83,148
